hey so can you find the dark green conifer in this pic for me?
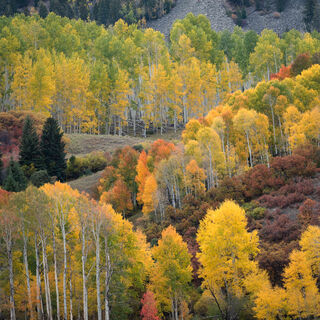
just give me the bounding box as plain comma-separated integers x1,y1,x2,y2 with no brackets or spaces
19,116,43,170
40,117,66,181
4,159,27,192
3,166,17,192
39,2,49,18
304,0,315,32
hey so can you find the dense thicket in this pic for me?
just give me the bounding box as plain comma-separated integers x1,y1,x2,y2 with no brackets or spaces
2,11,320,320
2,14,320,136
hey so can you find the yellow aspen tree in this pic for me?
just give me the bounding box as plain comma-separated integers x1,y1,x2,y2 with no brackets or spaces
177,58,202,124
110,68,132,136
201,61,218,114
141,63,170,134
185,159,206,196
150,226,192,320
283,250,320,318
262,86,280,154
196,126,225,188
219,59,243,100
27,49,55,116
274,95,289,152
170,34,195,63
141,174,158,216
254,287,288,320
11,54,32,110
299,225,320,277
283,105,306,152
299,107,320,146
197,200,264,320
182,119,202,145
135,150,151,205
169,66,183,132
54,53,91,133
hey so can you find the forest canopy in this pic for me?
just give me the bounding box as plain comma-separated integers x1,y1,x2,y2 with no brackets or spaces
1,11,320,320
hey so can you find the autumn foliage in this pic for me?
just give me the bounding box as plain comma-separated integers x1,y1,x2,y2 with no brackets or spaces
141,291,160,320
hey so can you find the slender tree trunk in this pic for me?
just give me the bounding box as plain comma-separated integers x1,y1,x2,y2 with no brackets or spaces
52,229,60,320
174,295,178,320
96,234,102,320
61,222,68,320
246,131,253,167
35,234,43,320
41,237,52,320
7,239,16,320
69,271,73,320
81,231,88,320
270,105,278,155
104,238,111,320
22,227,34,320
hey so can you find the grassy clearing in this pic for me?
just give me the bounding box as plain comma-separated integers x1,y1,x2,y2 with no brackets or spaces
65,129,182,156
68,170,103,197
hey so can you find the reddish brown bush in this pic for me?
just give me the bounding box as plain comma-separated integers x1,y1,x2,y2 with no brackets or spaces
298,198,320,227
290,53,312,76
271,155,316,180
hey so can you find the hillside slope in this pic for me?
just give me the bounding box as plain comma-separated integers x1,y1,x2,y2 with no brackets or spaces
147,0,234,37
147,0,306,37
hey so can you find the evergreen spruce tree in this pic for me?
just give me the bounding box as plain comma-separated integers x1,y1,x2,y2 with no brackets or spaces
304,0,315,31
39,2,49,18
3,166,18,192
313,1,320,32
19,116,43,171
4,159,27,192
40,117,67,181
98,0,109,25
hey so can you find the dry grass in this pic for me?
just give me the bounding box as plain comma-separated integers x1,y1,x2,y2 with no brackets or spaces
68,170,103,197
66,130,182,156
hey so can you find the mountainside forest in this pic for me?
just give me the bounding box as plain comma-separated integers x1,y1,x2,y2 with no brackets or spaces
0,9,320,320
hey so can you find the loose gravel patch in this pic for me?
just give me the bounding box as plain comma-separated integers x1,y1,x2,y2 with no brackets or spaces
146,0,306,38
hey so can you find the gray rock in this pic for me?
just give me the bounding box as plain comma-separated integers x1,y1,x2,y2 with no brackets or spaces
146,0,306,38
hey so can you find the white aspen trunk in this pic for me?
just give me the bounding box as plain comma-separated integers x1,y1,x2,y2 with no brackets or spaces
278,116,285,153
174,295,178,320
7,237,16,320
104,238,111,320
246,131,253,167
263,137,270,168
81,231,88,320
22,226,34,320
52,228,60,320
61,221,68,320
171,298,175,320
96,235,102,320
208,148,214,189
270,104,278,154
35,234,43,320
69,271,73,320
41,237,53,320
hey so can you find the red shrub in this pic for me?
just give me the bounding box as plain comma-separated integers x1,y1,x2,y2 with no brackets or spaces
298,199,320,227
241,164,284,199
271,155,316,180
270,64,292,80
